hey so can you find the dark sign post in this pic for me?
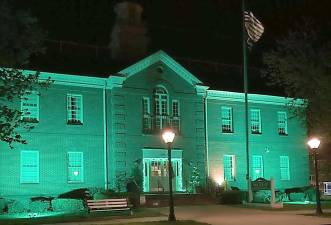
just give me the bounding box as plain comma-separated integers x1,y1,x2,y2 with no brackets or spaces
251,178,271,191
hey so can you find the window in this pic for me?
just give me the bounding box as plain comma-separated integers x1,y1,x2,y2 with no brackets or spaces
67,152,84,183
67,94,83,124
142,97,152,132
223,155,235,181
20,151,39,183
221,106,233,133
280,156,290,180
324,182,331,195
252,155,263,180
277,111,288,135
21,91,39,123
250,109,261,134
172,100,180,133
154,87,168,130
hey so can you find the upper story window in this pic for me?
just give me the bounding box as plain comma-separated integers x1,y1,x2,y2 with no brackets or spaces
250,109,261,134
142,87,181,134
142,97,151,133
21,91,39,123
154,87,168,116
277,111,288,135
67,94,83,125
221,106,233,133
252,155,263,180
172,100,180,133
20,150,39,183
223,155,235,181
324,182,331,196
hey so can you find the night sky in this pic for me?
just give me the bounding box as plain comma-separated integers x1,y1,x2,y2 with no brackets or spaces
16,0,331,95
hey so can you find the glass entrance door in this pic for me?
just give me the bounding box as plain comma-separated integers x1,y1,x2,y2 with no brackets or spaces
149,160,176,192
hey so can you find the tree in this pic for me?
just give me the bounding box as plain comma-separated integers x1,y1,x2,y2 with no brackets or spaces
262,25,331,142
0,1,51,149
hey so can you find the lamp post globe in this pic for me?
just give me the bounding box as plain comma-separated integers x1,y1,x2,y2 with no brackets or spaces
307,137,323,215
162,129,176,221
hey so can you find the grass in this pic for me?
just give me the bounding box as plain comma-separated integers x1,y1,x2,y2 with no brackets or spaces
0,207,166,225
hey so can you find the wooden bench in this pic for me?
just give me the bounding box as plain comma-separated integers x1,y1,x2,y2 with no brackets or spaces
86,198,132,215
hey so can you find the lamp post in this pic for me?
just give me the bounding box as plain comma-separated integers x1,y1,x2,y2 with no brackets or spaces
162,130,176,221
307,138,323,215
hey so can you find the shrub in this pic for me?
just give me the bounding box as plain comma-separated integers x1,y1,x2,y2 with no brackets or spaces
58,188,92,200
253,190,272,203
52,199,85,212
218,190,245,204
289,192,306,202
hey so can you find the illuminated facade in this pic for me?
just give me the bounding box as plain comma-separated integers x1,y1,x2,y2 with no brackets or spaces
0,51,309,197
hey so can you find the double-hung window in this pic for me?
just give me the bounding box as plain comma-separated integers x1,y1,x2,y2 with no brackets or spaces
250,109,261,134
21,91,39,123
280,156,290,180
252,155,263,180
172,100,180,133
67,94,83,124
20,151,39,183
277,111,288,135
142,97,151,132
223,155,235,181
221,106,233,133
67,152,84,183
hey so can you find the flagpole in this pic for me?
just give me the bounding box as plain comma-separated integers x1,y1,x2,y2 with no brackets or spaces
242,0,252,202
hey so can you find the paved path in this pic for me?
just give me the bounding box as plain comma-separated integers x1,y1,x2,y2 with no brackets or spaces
48,205,331,225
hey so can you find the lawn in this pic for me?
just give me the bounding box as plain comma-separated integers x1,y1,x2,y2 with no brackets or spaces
0,207,166,225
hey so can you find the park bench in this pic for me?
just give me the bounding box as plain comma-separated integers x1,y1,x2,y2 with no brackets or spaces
86,198,132,215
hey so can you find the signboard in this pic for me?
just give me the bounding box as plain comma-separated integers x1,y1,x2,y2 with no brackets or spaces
251,178,271,191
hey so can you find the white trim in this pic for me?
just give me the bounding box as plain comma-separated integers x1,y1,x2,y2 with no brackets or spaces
223,155,235,181
118,50,202,86
280,156,290,181
207,90,305,106
67,94,83,124
250,109,262,134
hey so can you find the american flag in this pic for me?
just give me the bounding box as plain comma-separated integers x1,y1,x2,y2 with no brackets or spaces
244,11,264,48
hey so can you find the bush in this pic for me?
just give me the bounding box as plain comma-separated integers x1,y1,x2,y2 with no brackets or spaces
58,188,92,200
253,190,272,203
289,192,306,202
218,190,245,204
8,199,29,214
52,199,85,212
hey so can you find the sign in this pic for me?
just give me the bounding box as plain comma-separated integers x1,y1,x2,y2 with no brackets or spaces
251,178,271,191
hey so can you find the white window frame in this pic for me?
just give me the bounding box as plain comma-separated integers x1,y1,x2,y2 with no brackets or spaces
143,97,151,115
280,156,290,180
252,155,263,180
172,100,180,117
67,94,83,124
20,151,39,184
21,91,39,122
221,106,233,133
223,155,235,181
250,109,262,134
67,152,84,183
324,182,331,195
277,111,288,135
154,87,169,130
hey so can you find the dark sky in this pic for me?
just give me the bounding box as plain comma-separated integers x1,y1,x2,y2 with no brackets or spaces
16,0,331,95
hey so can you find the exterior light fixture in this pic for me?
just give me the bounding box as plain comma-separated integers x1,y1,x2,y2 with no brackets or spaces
162,129,176,221
307,137,323,215
73,171,79,176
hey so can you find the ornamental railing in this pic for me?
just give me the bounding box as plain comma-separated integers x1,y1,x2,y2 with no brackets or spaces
143,115,180,134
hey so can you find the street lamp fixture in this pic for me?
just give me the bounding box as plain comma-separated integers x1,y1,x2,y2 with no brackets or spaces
307,137,323,215
162,129,176,221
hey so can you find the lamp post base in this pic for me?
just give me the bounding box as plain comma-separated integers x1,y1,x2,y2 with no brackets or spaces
168,214,176,221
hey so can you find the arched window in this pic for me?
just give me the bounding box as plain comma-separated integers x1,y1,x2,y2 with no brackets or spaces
154,87,168,130
154,87,168,116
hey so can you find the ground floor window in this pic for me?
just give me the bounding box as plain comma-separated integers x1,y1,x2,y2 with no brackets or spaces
20,151,39,183
223,155,235,181
252,155,263,180
280,156,290,180
67,152,84,183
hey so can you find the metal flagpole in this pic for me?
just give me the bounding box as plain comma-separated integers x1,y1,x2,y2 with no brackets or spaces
242,0,252,202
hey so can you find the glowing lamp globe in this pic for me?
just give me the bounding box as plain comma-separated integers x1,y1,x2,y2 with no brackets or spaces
73,171,79,176
307,138,320,150
162,130,175,144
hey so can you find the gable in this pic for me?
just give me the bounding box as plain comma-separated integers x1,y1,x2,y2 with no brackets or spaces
116,50,202,87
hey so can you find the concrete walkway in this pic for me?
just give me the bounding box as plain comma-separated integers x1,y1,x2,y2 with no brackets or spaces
48,205,331,225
